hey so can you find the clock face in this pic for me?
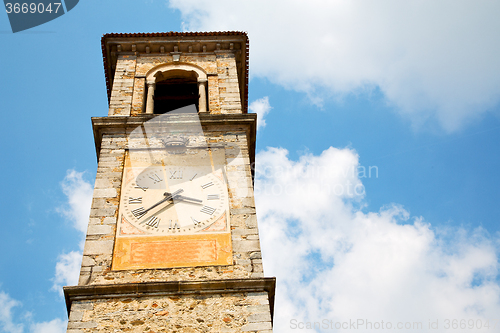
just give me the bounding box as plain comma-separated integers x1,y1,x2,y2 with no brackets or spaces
120,165,229,234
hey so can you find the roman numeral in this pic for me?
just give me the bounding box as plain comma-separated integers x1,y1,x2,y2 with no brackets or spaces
169,219,180,230
190,173,197,181
149,173,162,184
201,182,214,189
169,170,183,179
207,194,220,200
144,216,160,228
200,206,216,215
135,184,148,191
131,207,146,218
191,217,200,225
128,197,142,204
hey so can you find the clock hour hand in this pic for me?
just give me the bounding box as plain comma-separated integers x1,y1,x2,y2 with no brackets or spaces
142,189,184,214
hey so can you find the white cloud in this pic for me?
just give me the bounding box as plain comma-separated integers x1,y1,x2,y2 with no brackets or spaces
249,96,272,130
170,0,500,132
52,169,93,294
0,292,23,333
51,251,82,294
30,319,67,333
0,291,66,333
254,147,500,332
58,170,93,234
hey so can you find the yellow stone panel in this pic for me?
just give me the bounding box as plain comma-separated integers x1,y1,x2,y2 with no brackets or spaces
112,233,232,270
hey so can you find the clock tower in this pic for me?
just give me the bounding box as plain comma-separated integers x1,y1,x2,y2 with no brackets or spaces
63,32,275,332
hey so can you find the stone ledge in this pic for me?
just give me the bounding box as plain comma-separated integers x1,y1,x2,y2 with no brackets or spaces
91,113,257,182
64,277,275,320
92,113,256,156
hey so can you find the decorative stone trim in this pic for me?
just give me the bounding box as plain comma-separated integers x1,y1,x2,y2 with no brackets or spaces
91,113,257,166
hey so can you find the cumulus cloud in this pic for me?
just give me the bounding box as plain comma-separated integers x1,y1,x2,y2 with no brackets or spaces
249,96,272,130
51,251,82,294
254,147,500,332
0,291,66,333
0,292,23,333
170,0,500,132
30,319,67,333
53,169,93,292
58,170,93,234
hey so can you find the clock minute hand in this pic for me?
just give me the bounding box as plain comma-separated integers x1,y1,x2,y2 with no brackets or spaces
143,189,184,213
168,193,203,204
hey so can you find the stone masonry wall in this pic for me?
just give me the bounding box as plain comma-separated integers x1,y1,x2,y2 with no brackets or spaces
216,53,242,114
67,291,272,333
130,77,145,115
79,123,263,286
113,52,241,117
108,56,137,116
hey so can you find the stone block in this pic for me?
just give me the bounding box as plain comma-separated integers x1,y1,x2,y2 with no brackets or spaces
250,272,264,278
78,273,90,286
232,228,259,236
246,305,270,313
87,224,112,236
88,218,101,225
72,301,94,311
248,312,272,323
252,264,263,273
68,310,84,322
81,256,95,267
245,215,258,228
67,321,98,329
83,240,114,255
102,217,117,224
235,259,251,266
232,240,260,253
90,208,116,217
93,188,117,198
94,178,111,188
249,252,262,259
241,322,272,331
231,208,256,215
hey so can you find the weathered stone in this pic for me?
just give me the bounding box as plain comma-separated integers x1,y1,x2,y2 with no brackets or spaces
92,188,117,198
67,321,98,329
248,312,272,323
87,225,112,236
232,240,260,253
81,256,95,267
246,305,270,313
68,310,84,322
83,240,114,255
241,321,272,331
245,215,258,228
249,252,262,259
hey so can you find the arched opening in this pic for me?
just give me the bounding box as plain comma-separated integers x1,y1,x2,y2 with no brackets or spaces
145,64,208,114
152,70,199,114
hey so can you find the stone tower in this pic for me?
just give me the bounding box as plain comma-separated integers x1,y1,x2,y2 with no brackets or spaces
63,32,275,332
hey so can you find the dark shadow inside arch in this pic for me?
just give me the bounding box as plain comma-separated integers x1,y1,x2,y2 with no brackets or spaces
152,70,201,114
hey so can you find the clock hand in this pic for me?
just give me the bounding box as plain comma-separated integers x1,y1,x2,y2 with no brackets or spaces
142,189,184,214
167,192,203,204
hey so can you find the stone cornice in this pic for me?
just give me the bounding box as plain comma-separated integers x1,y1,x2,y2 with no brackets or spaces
63,277,276,320
91,113,257,177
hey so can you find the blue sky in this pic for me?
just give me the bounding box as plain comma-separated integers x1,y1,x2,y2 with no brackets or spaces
1,1,500,332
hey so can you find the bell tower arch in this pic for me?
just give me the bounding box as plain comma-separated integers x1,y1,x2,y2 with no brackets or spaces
145,63,208,114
